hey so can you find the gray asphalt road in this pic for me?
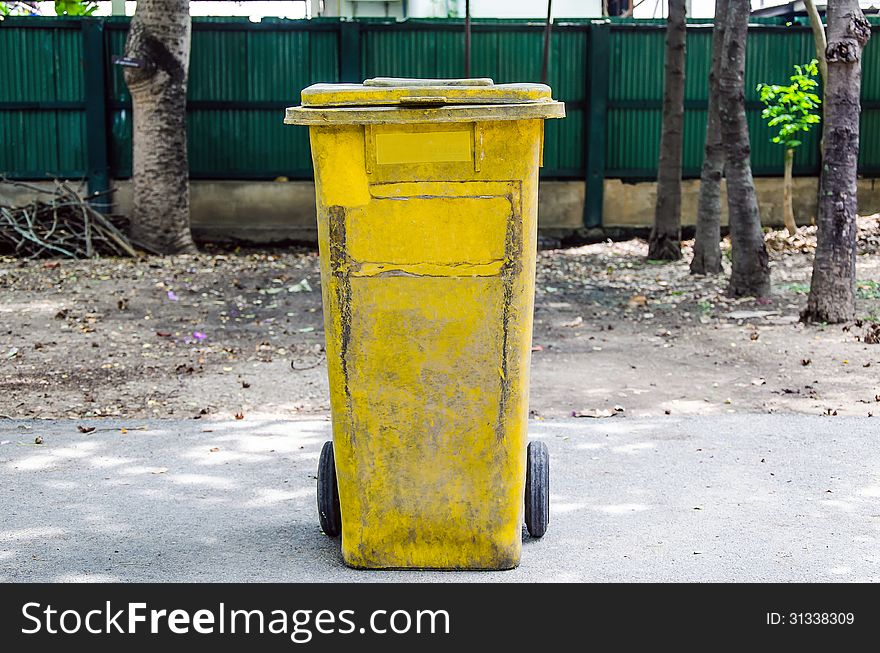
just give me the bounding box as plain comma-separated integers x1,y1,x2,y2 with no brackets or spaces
1,415,878,582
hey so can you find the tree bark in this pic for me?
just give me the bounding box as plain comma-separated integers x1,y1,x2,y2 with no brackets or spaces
648,0,686,261
123,0,195,254
782,147,796,235
718,1,770,298
804,0,828,83
690,0,726,275
803,0,870,324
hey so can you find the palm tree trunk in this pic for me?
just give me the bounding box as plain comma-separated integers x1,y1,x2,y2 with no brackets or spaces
648,0,686,261
123,0,196,254
803,0,871,323
718,1,770,298
690,0,726,275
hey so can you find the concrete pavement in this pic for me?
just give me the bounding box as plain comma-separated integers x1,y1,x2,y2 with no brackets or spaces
1,415,878,582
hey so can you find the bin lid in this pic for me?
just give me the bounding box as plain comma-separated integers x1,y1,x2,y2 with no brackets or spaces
285,77,565,125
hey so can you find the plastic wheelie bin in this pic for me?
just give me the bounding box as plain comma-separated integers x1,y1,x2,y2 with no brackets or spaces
285,77,564,570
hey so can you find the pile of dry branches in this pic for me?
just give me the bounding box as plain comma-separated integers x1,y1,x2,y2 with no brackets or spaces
858,213,880,254
764,224,818,254
764,214,880,256
0,180,137,259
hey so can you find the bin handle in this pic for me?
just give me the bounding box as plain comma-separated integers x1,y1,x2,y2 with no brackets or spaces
398,96,448,106
364,77,494,87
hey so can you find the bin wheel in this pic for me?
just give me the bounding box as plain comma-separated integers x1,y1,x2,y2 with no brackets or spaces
317,441,341,537
525,440,549,538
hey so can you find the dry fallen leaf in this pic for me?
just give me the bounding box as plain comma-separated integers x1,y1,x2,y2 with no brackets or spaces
209,447,220,453
572,406,624,419
234,412,245,420
77,425,96,434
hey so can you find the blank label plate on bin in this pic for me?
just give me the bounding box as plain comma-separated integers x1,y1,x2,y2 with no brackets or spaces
374,130,472,165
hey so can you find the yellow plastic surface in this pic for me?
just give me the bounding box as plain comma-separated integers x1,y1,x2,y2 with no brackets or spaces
285,101,565,126
289,80,563,569
286,77,565,126
300,78,552,106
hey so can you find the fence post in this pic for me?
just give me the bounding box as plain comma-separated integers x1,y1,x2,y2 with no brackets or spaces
339,20,362,83
583,20,610,229
81,17,110,209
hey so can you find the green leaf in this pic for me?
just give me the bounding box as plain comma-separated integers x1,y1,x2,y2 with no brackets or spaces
768,114,793,127
757,60,821,148
54,0,99,15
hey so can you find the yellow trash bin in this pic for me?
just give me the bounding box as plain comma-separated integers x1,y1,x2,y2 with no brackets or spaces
285,77,564,570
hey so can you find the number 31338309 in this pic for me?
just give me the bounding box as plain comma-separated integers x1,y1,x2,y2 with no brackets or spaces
767,613,855,625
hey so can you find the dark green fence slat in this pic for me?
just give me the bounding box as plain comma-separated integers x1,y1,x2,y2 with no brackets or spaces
81,18,109,203
340,21,361,83
584,22,609,229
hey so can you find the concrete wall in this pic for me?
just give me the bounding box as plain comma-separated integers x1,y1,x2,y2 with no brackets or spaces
5,177,880,245
112,181,320,243
604,177,880,229
112,179,587,243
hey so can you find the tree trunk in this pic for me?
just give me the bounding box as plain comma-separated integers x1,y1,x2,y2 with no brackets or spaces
648,0,686,261
803,0,870,324
804,0,828,83
123,0,195,254
718,1,770,298
690,0,726,275
804,0,827,233
783,147,796,235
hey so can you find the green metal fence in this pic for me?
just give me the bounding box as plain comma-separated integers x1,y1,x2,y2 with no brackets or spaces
2,16,880,228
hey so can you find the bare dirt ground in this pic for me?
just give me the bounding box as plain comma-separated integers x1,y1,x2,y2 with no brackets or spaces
1,217,879,421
